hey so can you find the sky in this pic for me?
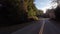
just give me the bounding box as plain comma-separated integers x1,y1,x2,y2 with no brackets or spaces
34,0,57,13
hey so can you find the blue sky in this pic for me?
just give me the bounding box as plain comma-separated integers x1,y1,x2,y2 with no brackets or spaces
34,0,57,13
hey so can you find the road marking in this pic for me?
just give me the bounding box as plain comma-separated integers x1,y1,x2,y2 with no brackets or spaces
39,19,45,34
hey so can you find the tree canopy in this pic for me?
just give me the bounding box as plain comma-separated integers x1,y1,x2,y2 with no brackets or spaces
0,0,40,23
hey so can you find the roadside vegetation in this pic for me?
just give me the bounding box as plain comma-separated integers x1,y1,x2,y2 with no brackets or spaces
44,0,60,21
0,0,43,24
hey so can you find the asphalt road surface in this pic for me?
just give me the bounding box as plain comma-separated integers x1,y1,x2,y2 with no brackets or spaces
11,19,43,34
43,19,60,34
0,18,60,34
11,18,60,34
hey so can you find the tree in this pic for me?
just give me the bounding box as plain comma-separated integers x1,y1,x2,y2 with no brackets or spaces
52,0,60,21
54,6,60,20
0,0,28,23
52,0,60,4
27,0,38,20
0,0,39,23
37,10,43,17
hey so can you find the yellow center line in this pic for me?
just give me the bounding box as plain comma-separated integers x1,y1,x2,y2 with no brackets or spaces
39,19,45,34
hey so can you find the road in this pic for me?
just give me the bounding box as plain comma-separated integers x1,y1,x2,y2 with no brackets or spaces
11,19,43,34
43,19,60,34
11,18,60,34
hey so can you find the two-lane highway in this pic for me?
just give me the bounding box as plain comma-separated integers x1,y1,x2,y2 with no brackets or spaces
11,18,60,34
43,19,60,34
11,18,45,34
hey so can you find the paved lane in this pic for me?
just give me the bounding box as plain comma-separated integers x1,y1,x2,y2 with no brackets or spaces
11,18,60,34
11,20,44,34
39,19,45,34
43,19,60,34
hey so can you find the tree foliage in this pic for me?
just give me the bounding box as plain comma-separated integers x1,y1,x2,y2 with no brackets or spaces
52,0,60,21
27,0,38,20
37,10,43,17
0,0,39,23
52,0,60,4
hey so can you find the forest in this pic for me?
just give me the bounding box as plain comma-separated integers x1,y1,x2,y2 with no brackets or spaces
0,0,43,24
